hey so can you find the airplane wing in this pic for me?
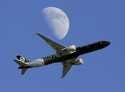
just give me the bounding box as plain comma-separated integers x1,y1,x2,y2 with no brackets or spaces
36,32,65,52
62,62,72,78
62,58,77,78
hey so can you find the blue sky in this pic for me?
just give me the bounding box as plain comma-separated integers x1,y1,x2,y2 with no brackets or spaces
0,0,125,92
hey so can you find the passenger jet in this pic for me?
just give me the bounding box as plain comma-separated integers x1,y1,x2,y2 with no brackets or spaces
14,33,110,78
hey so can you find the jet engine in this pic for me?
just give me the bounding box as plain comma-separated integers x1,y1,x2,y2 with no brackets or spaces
67,45,76,51
60,45,76,55
64,45,76,53
74,58,84,65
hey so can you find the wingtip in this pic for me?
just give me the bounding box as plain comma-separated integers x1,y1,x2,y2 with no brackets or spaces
61,74,66,79
36,32,45,38
61,76,64,79
36,32,41,36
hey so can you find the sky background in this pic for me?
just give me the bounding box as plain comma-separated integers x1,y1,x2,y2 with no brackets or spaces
0,0,125,92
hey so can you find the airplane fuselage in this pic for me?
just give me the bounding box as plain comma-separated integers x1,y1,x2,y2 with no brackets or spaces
42,41,110,64
15,32,110,77
20,41,110,69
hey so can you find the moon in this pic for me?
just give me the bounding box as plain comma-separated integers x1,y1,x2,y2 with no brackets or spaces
42,7,70,40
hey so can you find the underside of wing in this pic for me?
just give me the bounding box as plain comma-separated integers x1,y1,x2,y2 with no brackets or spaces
62,58,79,78
62,62,72,78
36,32,65,52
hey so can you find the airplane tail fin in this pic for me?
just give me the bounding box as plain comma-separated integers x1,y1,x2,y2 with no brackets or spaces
14,55,30,75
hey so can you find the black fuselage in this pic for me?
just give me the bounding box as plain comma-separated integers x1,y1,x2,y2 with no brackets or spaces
43,41,110,65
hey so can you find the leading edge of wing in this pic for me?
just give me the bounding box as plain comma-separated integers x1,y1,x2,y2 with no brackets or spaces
62,58,78,78
62,62,72,78
36,32,65,51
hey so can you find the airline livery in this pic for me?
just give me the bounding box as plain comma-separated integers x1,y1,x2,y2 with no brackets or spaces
15,33,110,78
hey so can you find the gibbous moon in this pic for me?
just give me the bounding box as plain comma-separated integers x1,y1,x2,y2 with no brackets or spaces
42,7,70,40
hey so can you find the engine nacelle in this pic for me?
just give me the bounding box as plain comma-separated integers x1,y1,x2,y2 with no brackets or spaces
68,45,76,50
59,45,76,55
65,45,76,53
75,58,84,65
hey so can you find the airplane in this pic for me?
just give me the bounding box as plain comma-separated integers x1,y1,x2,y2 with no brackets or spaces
14,33,110,78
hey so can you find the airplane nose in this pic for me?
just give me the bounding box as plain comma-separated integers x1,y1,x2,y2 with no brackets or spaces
102,41,111,47
105,41,110,46
99,41,110,48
